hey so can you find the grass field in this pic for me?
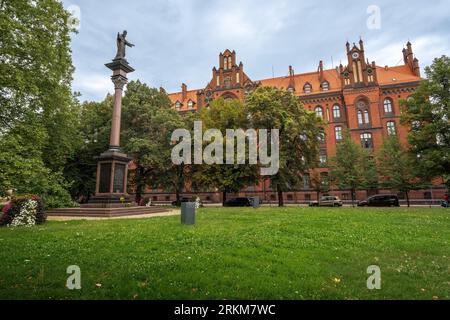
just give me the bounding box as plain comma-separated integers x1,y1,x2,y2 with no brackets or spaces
0,207,449,300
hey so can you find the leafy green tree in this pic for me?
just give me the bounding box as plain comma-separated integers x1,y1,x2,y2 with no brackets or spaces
0,117,72,208
122,81,184,204
309,171,330,201
401,56,450,191
63,97,113,201
329,130,366,206
0,0,75,130
360,149,379,194
246,86,322,206
0,0,80,207
194,98,259,206
377,135,419,207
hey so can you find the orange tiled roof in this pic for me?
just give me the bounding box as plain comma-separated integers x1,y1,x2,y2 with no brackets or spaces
168,65,421,104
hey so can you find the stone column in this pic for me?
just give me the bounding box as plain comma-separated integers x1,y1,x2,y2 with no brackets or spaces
84,58,135,208
110,75,128,150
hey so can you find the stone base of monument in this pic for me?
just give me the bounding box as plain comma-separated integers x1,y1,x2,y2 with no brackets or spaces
46,206,169,218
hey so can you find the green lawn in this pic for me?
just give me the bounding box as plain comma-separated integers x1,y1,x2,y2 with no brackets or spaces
0,207,449,300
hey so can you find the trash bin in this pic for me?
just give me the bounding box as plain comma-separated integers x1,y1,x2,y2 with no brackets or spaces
181,202,196,225
251,197,260,209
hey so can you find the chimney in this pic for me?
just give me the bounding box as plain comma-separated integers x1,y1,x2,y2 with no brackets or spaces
181,83,187,101
289,65,294,77
413,58,421,77
318,60,324,82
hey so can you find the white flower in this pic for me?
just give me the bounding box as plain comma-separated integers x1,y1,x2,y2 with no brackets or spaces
10,200,38,227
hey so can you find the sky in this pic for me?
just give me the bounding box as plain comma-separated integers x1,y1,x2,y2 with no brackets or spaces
61,0,450,102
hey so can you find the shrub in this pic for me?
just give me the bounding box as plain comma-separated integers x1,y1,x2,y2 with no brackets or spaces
0,195,46,227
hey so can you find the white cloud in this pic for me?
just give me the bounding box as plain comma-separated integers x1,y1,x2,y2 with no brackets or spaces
73,73,113,101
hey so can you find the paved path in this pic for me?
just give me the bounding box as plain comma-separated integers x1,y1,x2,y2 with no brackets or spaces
47,209,180,221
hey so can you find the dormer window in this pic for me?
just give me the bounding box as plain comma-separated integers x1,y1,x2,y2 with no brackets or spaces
304,83,312,94
321,81,329,91
188,100,194,109
287,86,295,94
175,101,182,110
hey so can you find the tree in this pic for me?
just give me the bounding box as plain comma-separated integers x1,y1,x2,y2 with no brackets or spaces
309,171,330,201
377,135,419,207
0,0,81,208
63,97,113,201
194,98,259,206
121,81,184,204
246,86,322,206
0,0,75,130
401,56,450,191
329,130,366,206
360,149,379,194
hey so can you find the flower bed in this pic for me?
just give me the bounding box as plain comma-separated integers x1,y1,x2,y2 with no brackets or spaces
0,195,46,227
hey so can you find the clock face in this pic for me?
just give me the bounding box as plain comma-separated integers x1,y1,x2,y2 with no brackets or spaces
352,52,360,59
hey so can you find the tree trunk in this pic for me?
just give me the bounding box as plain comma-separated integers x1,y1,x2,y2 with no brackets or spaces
316,190,320,202
135,166,146,205
351,188,356,207
222,191,227,207
278,190,284,207
406,190,410,208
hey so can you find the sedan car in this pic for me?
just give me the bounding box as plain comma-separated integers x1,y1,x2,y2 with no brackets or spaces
309,196,343,207
358,195,400,207
224,197,253,207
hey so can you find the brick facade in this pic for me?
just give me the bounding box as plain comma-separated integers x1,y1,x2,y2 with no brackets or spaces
144,39,445,204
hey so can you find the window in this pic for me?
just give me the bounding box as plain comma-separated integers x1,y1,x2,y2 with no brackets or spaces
319,150,328,165
333,105,341,119
357,111,364,125
318,132,325,143
288,86,295,93
384,98,393,113
356,100,371,126
315,106,324,118
303,174,311,189
322,81,329,91
228,56,232,69
304,83,312,94
364,110,370,124
175,101,182,110
387,121,396,135
361,133,373,149
320,172,329,186
335,126,343,141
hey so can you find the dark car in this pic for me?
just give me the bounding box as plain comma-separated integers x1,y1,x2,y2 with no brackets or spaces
358,195,400,207
224,197,253,207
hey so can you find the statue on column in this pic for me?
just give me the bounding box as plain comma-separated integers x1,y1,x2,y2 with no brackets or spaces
114,30,135,60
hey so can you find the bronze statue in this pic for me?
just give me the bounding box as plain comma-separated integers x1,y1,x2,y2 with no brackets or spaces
114,30,134,60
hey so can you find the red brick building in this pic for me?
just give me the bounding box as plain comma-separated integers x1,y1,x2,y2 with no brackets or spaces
150,39,444,204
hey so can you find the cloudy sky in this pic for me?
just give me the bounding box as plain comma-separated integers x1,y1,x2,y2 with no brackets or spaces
62,0,450,102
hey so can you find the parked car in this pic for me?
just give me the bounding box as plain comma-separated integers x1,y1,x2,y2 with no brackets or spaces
309,196,343,207
358,195,400,207
224,197,253,207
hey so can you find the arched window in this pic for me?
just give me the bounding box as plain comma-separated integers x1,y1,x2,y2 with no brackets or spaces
304,83,312,94
360,133,373,149
228,56,232,69
315,106,323,118
188,100,194,109
333,105,341,119
364,110,370,124
387,121,397,135
322,81,329,91
318,132,325,143
384,98,393,113
357,111,364,125
335,126,343,141
287,86,295,94
356,99,371,126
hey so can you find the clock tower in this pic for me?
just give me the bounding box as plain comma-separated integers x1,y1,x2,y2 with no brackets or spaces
340,39,377,88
